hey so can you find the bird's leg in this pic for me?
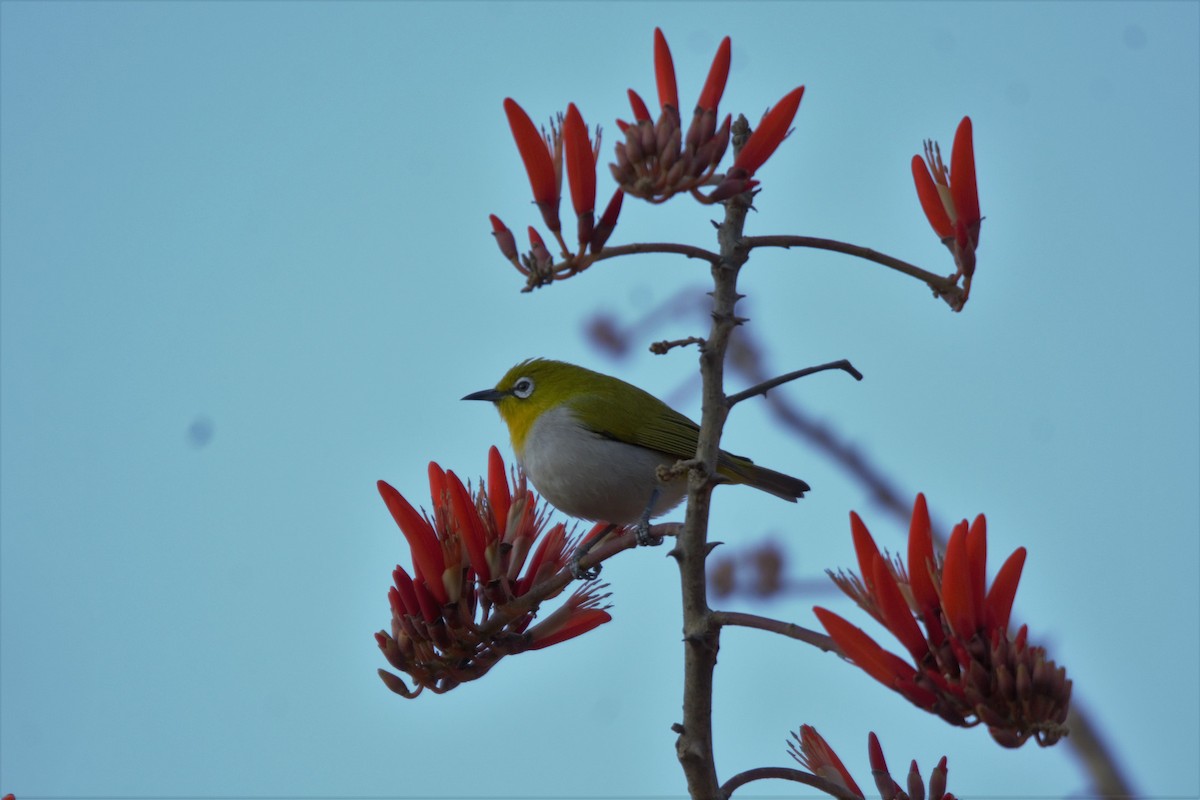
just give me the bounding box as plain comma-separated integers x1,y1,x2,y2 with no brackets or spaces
635,488,665,547
569,523,618,580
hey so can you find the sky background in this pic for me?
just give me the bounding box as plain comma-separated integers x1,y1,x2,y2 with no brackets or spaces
2,2,1197,798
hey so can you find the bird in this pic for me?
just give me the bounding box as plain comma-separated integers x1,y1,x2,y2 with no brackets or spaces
462,359,809,529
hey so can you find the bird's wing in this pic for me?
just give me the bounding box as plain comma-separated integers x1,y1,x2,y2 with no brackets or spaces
572,390,759,467
569,390,703,460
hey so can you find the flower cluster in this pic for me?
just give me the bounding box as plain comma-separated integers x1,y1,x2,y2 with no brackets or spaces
814,495,1071,747
610,28,804,204
375,446,614,697
789,726,956,800
490,28,805,288
913,117,981,301
490,101,625,289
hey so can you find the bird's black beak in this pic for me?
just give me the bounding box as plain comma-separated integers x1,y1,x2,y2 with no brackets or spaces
462,388,508,403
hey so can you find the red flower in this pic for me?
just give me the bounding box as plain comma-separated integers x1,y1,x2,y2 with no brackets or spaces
788,724,864,798
610,29,733,203
504,98,563,235
787,726,957,800
815,494,1071,747
912,117,981,299
488,214,519,265
375,446,613,697
708,86,805,201
589,189,624,253
562,103,597,249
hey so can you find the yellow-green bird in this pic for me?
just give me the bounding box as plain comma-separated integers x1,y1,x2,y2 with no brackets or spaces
463,359,809,526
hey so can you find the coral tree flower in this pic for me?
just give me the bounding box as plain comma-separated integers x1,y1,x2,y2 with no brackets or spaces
375,446,612,697
709,85,805,201
814,494,1071,747
912,117,981,299
610,29,734,203
497,99,623,286
504,97,562,235
787,726,956,800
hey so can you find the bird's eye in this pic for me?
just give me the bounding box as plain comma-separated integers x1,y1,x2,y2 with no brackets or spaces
512,377,534,399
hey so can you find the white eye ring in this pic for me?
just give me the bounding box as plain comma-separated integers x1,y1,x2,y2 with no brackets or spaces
512,376,535,399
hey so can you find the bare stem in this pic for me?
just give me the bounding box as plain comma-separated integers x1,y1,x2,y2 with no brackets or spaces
726,359,863,408
720,767,861,800
743,234,965,311
591,241,721,264
521,242,721,292
713,610,838,652
651,335,706,355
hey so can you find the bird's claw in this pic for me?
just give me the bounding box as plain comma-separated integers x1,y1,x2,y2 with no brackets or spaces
635,521,663,547
570,555,602,581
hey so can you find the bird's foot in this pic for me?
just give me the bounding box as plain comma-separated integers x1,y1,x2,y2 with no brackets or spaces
635,519,664,547
569,554,602,581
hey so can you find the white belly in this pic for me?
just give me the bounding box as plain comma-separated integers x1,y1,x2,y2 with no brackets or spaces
518,405,687,524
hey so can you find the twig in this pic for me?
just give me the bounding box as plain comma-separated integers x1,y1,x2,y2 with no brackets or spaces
743,234,965,311
650,335,707,355
721,767,861,800
592,241,721,264
726,359,863,407
521,242,722,292
713,610,838,652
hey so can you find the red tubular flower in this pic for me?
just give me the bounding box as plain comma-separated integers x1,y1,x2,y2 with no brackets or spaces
627,88,652,123
789,724,865,798
653,27,679,114
696,36,731,113
504,97,562,234
375,447,613,698
488,214,520,266
527,226,552,272
707,85,805,202
912,116,981,299
819,494,1072,747
730,85,805,176
562,103,596,248
589,188,624,253
789,727,957,800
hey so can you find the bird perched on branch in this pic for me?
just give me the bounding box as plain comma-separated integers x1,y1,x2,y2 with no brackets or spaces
463,359,809,533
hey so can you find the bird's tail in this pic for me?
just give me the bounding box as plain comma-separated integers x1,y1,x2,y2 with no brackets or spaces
718,453,810,501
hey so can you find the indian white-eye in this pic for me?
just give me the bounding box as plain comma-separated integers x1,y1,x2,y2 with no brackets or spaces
463,359,809,525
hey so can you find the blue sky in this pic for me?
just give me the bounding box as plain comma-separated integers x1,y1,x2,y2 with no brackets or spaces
2,2,1197,798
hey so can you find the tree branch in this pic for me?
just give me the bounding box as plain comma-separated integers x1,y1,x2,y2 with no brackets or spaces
713,610,838,652
591,241,721,264
743,234,965,311
674,117,758,800
726,359,863,408
721,767,861,800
